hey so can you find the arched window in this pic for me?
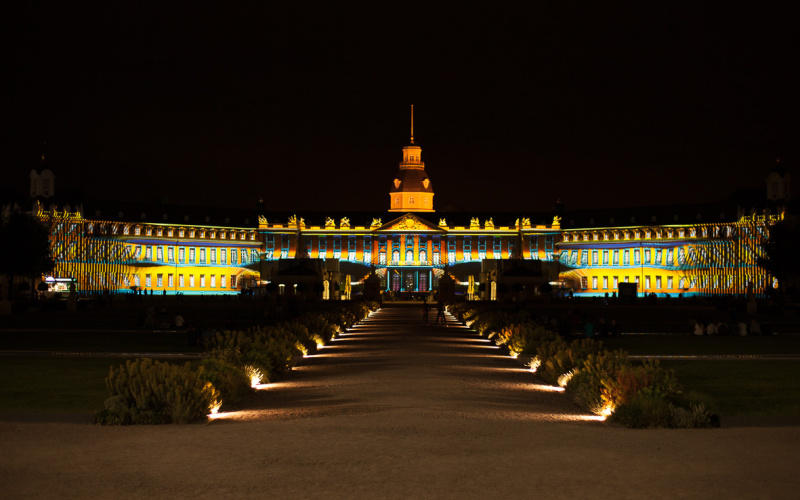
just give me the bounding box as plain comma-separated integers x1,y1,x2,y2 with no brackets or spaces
392,250,400,262
406,249,413,262
419,250,427,262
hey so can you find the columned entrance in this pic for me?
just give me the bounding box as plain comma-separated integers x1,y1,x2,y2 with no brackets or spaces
387,267,432,292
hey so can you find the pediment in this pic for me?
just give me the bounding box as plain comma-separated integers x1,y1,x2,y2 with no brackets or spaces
376,213,444,233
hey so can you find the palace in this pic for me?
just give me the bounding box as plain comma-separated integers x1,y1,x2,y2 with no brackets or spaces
29,109,790,300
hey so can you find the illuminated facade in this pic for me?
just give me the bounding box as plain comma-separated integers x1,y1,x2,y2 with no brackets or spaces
558,214,780,297
33,111,787,299
38,206,261,295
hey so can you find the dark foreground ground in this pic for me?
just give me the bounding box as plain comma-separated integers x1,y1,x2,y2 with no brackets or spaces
2,304,799,499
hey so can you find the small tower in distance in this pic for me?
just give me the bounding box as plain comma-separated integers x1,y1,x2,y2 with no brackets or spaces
30,151,55,200
389,105,435,212
766,158,791,202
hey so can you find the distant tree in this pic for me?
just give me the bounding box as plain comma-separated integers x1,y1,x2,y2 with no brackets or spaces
757,219,800,301
0,211,54,299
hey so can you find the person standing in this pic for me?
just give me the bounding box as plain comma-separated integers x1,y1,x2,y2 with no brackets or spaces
436,301,446,327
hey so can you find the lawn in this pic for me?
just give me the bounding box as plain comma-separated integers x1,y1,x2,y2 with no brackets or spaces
0,356,131,414
604,334,800,356
0,330,198,353
662,359,800,417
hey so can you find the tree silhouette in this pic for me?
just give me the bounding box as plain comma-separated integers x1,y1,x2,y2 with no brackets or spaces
0,211,54,299
757,219,800,300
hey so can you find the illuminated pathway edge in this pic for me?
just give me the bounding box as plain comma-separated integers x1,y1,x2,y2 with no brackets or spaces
212,304,596,423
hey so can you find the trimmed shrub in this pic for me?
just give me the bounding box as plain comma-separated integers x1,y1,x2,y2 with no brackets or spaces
197,358,252,403
494,322,557,356
96,358,220,425
566,349,631,414
536,338,603,386
608,392,673,429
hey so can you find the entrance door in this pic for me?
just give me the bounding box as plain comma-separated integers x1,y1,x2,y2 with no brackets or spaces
390,272,401,292
419,273,428,292
404,271,415,291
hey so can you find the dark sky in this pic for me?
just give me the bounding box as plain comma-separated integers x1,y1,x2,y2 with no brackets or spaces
5,3,796,214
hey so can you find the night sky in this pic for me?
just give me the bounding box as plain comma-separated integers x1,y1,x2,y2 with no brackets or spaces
5,3,795,214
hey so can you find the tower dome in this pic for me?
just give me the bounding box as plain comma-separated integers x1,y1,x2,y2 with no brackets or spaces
389,105,435,212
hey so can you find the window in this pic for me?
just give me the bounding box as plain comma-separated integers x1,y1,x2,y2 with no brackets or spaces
157,274,163,287
179,247,185,263
655,249,662,265
221,249,227,264
656,276,662,289
168,274,174,287
241,249,247,264
200,248,206,264
168,247,174,263
667,277,673,289
179,229,185,237
134,275,141,287
179,274,185,287
200,274,206,287
134,246,142,258
570,250,578,265
581,276,588,289
406,249,413,262
210,275,216,288
189,248,196,263
623,250,630,266
419,249,427,262
409,196,415,205
231,250,237,265
380,251,386,264
168,229,173,237
666,249,674,266
433,251,439,264
678,247,686,265
448,250,455,263
592,276,598,289
146,228,152,236
190,274,195,287
230,275,237,289
613,276,619,288
644,248,651,264
210,249,216,264
145,274,152,287
634,249,640,265
581,251,588,266
603,276,609,289
592,251,598,266
645,276,651,289
220,275,226,288
135,227,141,235
603,251,609,266
157,247,163,262
613,250,619,266
392,249,400,262
123,226,130,235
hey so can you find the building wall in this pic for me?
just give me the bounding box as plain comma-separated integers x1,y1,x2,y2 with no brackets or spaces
557,215,779,297
39,208,261,295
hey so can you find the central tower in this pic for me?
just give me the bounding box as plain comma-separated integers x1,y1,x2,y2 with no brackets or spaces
389,105,435,212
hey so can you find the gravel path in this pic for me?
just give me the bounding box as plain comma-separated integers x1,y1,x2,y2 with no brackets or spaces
2,304,799,499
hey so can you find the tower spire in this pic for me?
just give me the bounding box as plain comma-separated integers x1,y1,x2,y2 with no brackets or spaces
410,104,414,144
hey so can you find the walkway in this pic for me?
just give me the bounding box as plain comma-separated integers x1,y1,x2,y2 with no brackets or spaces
2,304,799,499
221,303,587,423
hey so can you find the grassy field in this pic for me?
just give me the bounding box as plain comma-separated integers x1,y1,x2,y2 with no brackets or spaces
605,334,800,356
0,356,129,413
663,360,800,416
0,330,199,353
